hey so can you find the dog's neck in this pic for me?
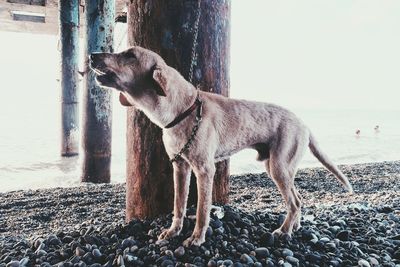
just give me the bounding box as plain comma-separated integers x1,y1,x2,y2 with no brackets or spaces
132,68,198,129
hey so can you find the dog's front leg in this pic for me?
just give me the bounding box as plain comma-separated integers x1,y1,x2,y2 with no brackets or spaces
158,160,191,240
183,162,216,247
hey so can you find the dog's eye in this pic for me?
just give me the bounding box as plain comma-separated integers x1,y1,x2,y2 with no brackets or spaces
126,51,136,60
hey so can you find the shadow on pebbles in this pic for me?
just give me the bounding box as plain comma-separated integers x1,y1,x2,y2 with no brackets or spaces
0,161,399,267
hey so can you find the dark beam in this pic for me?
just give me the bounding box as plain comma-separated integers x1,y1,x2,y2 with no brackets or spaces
12,10,45,23
7,0,46,6
0,0,126,35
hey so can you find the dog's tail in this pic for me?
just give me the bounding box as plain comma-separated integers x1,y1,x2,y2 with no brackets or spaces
308,133,354,193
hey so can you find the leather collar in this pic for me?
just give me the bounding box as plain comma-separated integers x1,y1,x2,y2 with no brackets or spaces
164,94,202,129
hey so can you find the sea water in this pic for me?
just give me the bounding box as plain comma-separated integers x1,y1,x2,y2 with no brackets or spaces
0,32,399,192
1,85,399,193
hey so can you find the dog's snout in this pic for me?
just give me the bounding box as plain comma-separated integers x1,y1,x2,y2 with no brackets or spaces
89,53,102,65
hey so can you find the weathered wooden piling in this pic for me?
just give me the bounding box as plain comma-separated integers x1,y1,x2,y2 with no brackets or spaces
126,0,231,221
81,0,114,183
59,0,79,156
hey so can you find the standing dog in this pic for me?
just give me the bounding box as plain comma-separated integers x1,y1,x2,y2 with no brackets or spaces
90,46,353,246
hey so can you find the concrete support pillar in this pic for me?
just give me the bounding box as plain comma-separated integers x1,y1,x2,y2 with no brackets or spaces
81,0,114,183
59,0,80,157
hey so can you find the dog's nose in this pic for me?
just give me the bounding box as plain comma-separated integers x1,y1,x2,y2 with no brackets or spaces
89,53,103,63
89,54,97,62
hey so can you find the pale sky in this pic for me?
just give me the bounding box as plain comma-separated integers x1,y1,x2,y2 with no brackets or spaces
0,1,400,111
231,0,400,110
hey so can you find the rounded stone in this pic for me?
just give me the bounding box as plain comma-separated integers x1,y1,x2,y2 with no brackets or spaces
336,230,350,241
260,232,274,247
223,260,233,266
92,248,101,258
368,257,379,266
174,246,185,257
75,247,85,257
36,249,47,257
117,255,124,266
286,256,299,266
266,259,275,267
6,261,20,267
254,247,269,258
282,248,294,257
358,259,371,267
240,253,254,264
207,260,217,267
319,237,330,243
19,258,29,267
161,259,174,267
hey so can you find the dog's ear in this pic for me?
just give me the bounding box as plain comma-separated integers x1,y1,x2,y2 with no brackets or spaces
119,93,133,107
152,65,168,97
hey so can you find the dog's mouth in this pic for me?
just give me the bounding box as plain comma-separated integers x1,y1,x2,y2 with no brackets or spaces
90,64,117,87
92,67,114,79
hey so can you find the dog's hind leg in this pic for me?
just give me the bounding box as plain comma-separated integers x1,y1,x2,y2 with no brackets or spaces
268,136,307,236
269,164,301,236
159,160,191,240
264,159,271,177
291,187,303,231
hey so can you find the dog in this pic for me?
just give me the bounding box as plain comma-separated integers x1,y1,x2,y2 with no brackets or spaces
89,46,353,247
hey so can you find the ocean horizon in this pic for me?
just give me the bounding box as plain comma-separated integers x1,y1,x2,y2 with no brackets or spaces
0,86,399,193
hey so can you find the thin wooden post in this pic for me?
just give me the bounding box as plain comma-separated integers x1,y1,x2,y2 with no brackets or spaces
59,0,79,157
81,0,114,183
126,0,231,221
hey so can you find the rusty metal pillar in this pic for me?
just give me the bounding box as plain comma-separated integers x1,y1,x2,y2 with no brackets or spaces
126,0,231,221
59,0,80,156
81,0,114,183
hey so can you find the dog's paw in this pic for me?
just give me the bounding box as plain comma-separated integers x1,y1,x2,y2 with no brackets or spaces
272,228,284,237
158,227,181,240
183,235,205,247
293,217,302,231
272,228,292,242
292,221,301,231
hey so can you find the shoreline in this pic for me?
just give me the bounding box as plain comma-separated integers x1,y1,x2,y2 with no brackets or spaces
1,161,399,266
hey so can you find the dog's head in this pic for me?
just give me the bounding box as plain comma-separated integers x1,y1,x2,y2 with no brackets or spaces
89,46,171,106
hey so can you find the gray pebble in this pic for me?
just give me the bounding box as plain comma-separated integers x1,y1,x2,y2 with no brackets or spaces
223,260,233,266
75,247,85,256
207,260,217,267
18,258,28,267
358,259,371,267
92,248,101,258
286,256,299,266
155,239,169,247
368,257,379,266
117,255,124,266
266,259,275,267
254,247,269,258
174,246,185,257
336,230,350,241
161,259,174,267
240,253,254,264
282,248,294,257
165,250,174,257
6,261,19,267
36,249,47,257
320,237,330,243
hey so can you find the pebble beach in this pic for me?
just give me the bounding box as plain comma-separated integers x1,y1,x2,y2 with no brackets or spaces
0,161,399,267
